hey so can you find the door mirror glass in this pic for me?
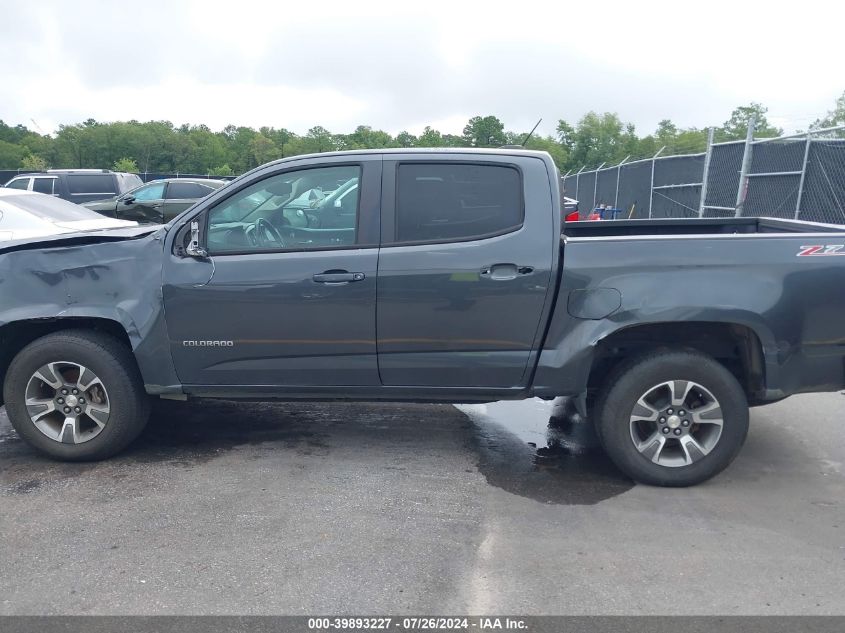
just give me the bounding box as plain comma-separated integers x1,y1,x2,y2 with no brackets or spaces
185,220,208,258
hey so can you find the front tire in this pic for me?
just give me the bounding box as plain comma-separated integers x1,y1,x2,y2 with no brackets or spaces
3,330,150,461
595,350,749,487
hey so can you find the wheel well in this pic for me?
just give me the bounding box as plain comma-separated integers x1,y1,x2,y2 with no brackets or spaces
0,318,132,407
586,322,766,402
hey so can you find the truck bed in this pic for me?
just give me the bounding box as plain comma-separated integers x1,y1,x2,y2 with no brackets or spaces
562,217,845,238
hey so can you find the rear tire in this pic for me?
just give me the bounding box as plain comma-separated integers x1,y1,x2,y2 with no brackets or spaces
3,330,150,461
595,350,748,487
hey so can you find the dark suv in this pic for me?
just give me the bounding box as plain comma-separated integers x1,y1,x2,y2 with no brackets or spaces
3,170,143,205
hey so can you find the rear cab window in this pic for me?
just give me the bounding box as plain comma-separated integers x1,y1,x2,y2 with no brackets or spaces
394,163,523,243
66,174,118,196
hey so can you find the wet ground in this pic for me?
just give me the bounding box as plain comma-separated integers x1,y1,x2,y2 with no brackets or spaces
0,394,843,614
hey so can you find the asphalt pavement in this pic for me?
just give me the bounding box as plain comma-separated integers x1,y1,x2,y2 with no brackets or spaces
0,393,843,615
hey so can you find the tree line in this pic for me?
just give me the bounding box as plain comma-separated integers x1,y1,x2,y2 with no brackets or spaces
1,92,842,176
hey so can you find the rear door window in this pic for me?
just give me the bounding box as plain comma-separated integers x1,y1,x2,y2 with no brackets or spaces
166,182,214,199
66,174,117,195
395,163,523,243
32,177,57,195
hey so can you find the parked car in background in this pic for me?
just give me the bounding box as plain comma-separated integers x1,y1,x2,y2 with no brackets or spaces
0,189,135,242
563,196,580,222
83,178,226,224
3,169,143,205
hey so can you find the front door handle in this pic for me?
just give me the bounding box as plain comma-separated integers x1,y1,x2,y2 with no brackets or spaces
480,264,533,281
312,270,366,284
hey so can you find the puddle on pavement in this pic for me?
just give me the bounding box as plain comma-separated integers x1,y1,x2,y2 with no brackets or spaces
457,398,634,505
2,398,633,505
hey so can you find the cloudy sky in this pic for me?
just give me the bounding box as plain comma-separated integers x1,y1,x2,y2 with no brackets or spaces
1,0,842,138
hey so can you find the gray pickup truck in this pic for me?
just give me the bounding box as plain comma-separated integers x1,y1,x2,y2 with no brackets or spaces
1,148,844,486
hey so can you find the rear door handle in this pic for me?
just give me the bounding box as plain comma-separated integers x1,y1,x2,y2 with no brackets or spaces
312,271,366,284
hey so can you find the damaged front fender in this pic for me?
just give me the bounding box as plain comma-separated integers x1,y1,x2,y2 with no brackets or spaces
0,226,181,396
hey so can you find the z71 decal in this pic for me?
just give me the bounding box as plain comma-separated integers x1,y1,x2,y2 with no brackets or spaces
797,245,845,257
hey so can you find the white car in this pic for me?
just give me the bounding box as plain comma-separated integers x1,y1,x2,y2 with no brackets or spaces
0,189,136,242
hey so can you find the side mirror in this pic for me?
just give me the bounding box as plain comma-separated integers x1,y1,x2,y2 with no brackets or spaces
122,196,135,204
185,220,208,258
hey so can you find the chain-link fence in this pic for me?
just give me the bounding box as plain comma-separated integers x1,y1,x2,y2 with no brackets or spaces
563,125,845,224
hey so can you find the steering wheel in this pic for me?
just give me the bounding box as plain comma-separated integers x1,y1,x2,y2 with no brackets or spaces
253,218,285,248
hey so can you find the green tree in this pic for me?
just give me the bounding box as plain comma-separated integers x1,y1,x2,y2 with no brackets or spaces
570,112,629,167
636,134,659,159
21,154,48,171
811,91,845,131
0,100,806,177
305,126,337,153
417,126,444,147
0,139,27,169
113,157,138,172
249,134,279,166
673,129,708,154
502,130,569,169
462,115,505,147
524,135,569,169
720,103,782,140
0,120,32,144
281,126,338,157
221,125,260,172
441,134,466,147
555,120,576,153
620,122,641,158
651,120,707,156
209,164,235,177
342,125,394,149
396,131,417,148
655,119,678,147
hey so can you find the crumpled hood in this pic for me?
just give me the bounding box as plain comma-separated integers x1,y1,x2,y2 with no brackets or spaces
52,218,137,231
0,224,164,254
